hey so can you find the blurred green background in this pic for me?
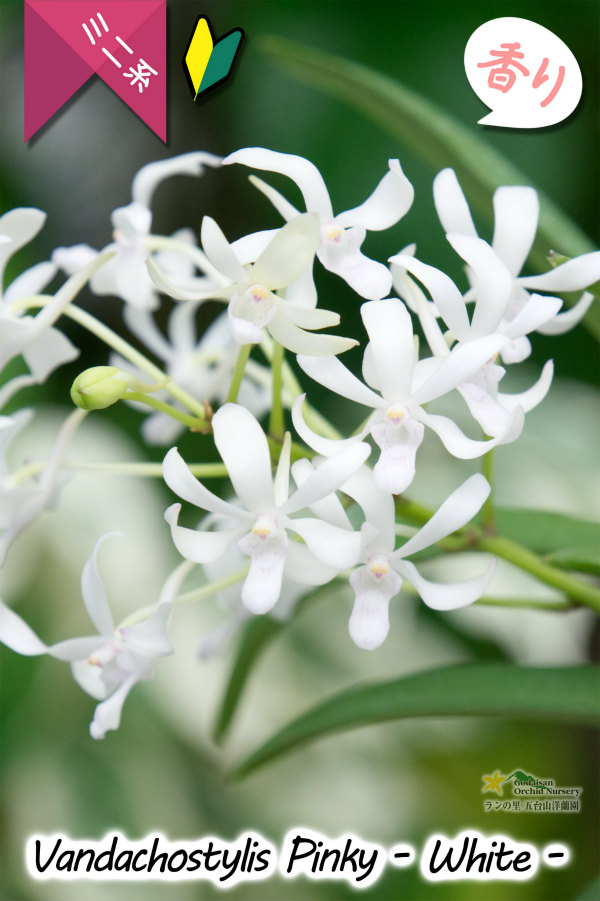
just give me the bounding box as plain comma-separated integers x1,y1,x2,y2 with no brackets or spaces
1,1,598,899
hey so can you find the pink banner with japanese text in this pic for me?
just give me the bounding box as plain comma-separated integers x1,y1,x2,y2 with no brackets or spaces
24,0,166,141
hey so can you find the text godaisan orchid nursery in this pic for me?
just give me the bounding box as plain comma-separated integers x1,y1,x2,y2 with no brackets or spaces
0,149,597,740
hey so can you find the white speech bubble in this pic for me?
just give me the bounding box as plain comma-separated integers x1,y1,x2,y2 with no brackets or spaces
465,17,582,128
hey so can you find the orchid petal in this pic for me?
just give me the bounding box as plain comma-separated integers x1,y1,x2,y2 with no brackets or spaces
395,557,496,610
0,600,101,660
537,292,595,335
456,382,515,438
499,335,532,364
201,217,248,283
51,244,98,276
162,447,248,520
360,299,415,401
147,256,231,302
22,327,79,381
492,186,539,277
168,299,207,352
519,252,600,292
251,214,319,290
394,474,490,559
371,418,424,494
223,148,334,219
269,313,357,356
412,334,506,405
81,533,117,637
212,403,275,512
348,564,402,649
274,297,339,330
282,442,371,515
291,394,370,458
0,208,46,285
3,261,56,302
164,504,242,563
90,676,138,739
284,263,318,308
446,234,513,337
503,294,562,340
498,360,554,413
284,540,340,585
389,252,470,341
247,175,300,221
297,354,384,408
288,517,362,568
433,169,478,238
336,159,414,231
230,228,279,264
419,408,524,457
290,457,352,529
0,374,37,409
131,151,221,207
238,530,288,613
321,233,392,300
342,465,396,553
119,605,173,657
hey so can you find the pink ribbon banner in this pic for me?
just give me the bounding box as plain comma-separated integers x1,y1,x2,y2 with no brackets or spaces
24,0,166,141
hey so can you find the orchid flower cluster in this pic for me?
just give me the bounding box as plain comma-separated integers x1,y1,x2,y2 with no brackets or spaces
0,149,597,739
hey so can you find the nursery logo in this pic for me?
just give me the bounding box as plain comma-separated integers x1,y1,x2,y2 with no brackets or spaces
464,17,582,128
24,0,167,141
182,16,244,100
481,769,582,812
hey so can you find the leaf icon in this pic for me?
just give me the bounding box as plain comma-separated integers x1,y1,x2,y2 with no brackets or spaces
183,17,244,99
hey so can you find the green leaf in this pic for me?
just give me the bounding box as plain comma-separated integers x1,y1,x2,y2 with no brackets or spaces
495,509,600,558
257,35,599,340
232,664,599,779
213,615,282,743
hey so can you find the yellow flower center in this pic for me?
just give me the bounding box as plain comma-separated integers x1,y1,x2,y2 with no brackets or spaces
385,404,405,425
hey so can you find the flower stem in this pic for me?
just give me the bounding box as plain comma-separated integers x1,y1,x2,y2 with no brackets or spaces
67,461,229,478
481,448,495,533
123,392,209,431
226,344,251,403
269,340,285,440
478,535,600,613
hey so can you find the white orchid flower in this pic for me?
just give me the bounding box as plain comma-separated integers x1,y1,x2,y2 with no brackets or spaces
389,247,557,437
222,147,414,302
163,403,370,614
148,213,357,355
294,298,522,494
0,535,186,738
0,208,80,408
342,468,496,649
52,152,223,311
113,307,272,445
432,167,599,355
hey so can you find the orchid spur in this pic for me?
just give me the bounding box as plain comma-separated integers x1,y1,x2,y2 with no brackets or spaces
295,298,522,494
163,403,370,614
223,147,414,302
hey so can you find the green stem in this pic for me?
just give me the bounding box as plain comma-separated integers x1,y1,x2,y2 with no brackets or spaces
124,392,208,431
269,340,285,440
475,596,578,612
482,448,495,533
479,535,600,613
226,344,251,403
10,460,229,483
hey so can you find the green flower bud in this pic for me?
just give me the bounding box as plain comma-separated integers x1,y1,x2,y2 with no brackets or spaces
71,366,130,411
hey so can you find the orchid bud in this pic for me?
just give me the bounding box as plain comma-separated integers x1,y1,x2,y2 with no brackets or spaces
71,366,130,410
